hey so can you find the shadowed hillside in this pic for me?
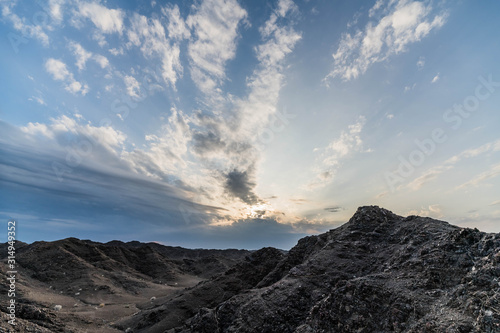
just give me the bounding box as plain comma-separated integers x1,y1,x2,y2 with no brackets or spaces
2,206,500,332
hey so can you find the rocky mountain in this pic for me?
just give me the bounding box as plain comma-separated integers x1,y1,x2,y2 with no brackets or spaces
0,238,250,332
2,206,500,332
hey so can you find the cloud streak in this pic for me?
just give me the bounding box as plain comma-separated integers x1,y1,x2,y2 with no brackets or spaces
326,0,447,81
308,116,368,189
0,121,221,231
186,0,247,96
407,139,500,190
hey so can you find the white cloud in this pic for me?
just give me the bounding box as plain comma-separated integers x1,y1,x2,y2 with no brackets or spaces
124,75,141,99
308,116,367,189
123,108,191,178
119,0,302,213
45,58,89,95
93,54,109,68
92,31,107,47
28,95,47,106
186,0,247,95
21,122,53,139
127,13,183,88
49,0,65,23
386,113,394,119
162,5,190,40
2,4,49,46
78,2,125,34
431,73,440,83
68,41,110,70
45,58,71,81
69,41,92,70
109,47,124,56
21,115,126,154
326,0,447,81
238,0,301,134
369,0,384,17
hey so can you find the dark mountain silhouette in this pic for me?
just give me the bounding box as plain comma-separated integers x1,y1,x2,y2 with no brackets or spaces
1,206,499,332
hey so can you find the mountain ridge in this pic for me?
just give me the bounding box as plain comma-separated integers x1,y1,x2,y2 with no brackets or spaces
1,206,499,332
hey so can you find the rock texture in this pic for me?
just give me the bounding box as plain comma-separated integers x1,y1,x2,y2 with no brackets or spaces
170,206,500,333
1,206,500,332
0,238,249,332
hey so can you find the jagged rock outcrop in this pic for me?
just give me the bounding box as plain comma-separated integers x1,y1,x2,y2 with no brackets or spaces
169,206,500,332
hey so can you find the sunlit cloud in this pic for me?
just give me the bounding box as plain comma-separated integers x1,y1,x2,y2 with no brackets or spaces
326,0,447,82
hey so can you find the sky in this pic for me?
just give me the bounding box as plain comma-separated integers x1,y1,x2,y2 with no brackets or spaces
1,0,500,250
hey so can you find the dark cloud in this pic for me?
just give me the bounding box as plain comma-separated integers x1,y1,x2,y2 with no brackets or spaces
0,121,310,250
223,169,261,205
324,206,344,213
0,122,223,236
191,131,226,155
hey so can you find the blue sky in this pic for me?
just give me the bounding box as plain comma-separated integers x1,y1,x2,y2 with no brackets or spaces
1,0,500,249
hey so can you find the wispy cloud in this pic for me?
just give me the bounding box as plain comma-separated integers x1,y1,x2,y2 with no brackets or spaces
48,0,65,23
186,0,247,96
127,11,184,88
45,58,89,95
28,95,46,106
162,4,190,40
308,116,368,189
417,56,425,69
123,75,141,99
431,73,440,83
238,0,301,133
456,163,500,190
1,3,49,46
69,41,92,70
122,107,191,181
407,139,500,190
68,41,110,70
21,115,125,153
326,0,447,81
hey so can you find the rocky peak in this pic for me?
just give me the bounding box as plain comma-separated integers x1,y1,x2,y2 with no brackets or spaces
347,205,401,227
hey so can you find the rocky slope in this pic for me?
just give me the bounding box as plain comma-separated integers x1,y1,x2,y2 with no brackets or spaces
0,238,249,332
2,206,500,332
126,206,500,333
